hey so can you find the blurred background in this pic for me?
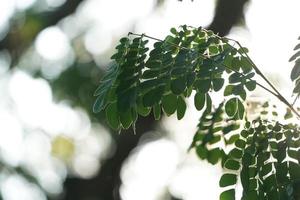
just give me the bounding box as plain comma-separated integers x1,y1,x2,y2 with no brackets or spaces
0,0,300,199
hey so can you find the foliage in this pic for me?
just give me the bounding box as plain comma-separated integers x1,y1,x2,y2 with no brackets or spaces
189,102,240,166
93,25,300,199
290,37,300,97
93,25,255,129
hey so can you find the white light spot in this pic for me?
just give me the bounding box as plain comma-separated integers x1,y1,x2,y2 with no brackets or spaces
0,0,15,27
15,0,36,10
35,27,71,61
120,139,179,200
9,71,54,130
169,154,222,200
0,111,24,166
73,155,100,178
46,0,66,8
1,175,46,200
0,50,11,75
84,26,112,55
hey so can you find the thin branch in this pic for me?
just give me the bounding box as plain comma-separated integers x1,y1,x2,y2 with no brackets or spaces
128,32,189,50
293,94,300,106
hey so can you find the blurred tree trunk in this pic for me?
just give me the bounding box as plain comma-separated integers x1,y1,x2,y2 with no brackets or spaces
208,0,249,36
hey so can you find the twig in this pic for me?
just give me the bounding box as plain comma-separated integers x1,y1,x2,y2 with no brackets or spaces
292,93,300,106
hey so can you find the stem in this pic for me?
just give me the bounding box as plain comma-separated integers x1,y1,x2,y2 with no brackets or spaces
128,32,300,119
293,94,300,106
128,32,190,50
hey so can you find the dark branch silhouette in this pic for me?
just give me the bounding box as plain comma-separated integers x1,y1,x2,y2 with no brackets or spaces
208,0,249,36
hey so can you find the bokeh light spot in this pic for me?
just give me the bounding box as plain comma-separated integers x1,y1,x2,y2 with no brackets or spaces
35,26,71,61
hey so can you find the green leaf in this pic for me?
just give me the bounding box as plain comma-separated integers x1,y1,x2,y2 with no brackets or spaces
293,80,300,93
262,102,269,108
194,79,211,93
243,191,259,200
209,45,219,54
241,57,253,73
194,92,205,111
223,124,239,135
177,96,186,120
264,175,277,192
171,76,187,95
276,162,289,184
140,78,165,91
170,27,177,35
231,57,241,71
240,130,249,138
242,152,253,166
229,148,243,159
289,162,300,180
238,47,249,54
227,134,239,144
117,87,137,112
143,85,165,107
93,91,108,113
142,70,159,79
162,94,177,115
224,159,240,170
207,148,221,165
196,145,208,159
229,73,242,84
289,51,300,62
225,98,238,117
219,174,237,187
245,80,256,91
291,59,300,81
153,104,161,120
232,84,245,99
212,78,225,91
120,109,133,129
294,43,300,50
105,103,120,130
137,101,151,117
93,63,119,113
260,163,272,176
284,108,293,119
220,189,235,200
205,94,212,113
266,190,280,200
209,135,221,144
186,72,196,87
171,68,187,76
224,85,234,96
240,166,249,190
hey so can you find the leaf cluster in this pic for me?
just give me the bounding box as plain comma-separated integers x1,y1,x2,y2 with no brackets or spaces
290,37,300,95
93,25,256,132
220,118,300,200
93,25,300,200
190,103,240,165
